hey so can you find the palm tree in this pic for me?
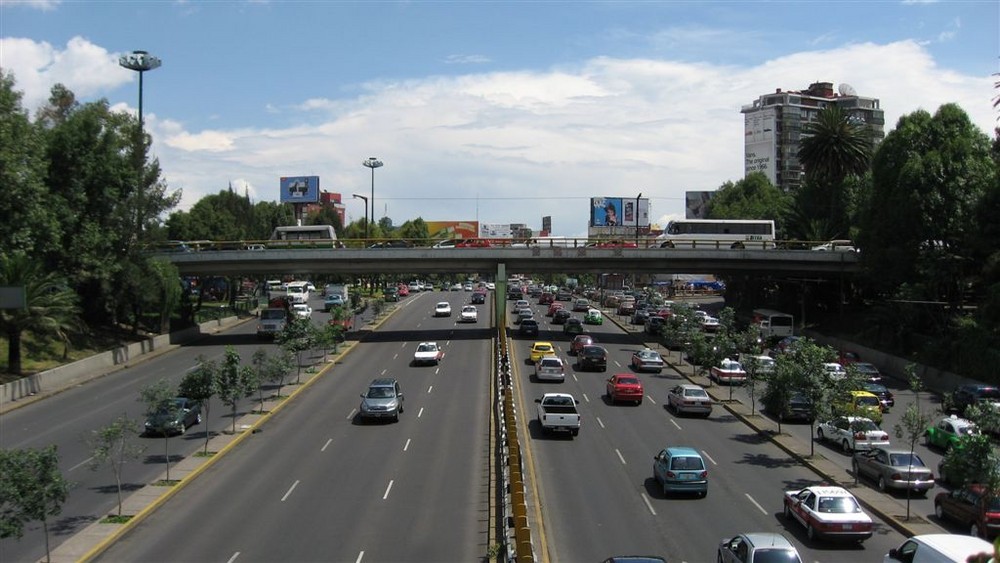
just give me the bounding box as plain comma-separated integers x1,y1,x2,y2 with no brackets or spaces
0,253,81,375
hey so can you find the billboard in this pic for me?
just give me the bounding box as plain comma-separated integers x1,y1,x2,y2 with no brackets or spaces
686,191,715,219
426,221,479,239
279,176,320,204
590,197,650,227
479,223,513,239
744,108,776,185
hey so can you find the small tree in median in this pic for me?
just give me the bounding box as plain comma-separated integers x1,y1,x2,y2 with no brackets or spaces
139,378,181,482
892,366,932,521
276,317,314,384
216,346,256,434
87,414,145,518
0,446,71,562
179,355,218,455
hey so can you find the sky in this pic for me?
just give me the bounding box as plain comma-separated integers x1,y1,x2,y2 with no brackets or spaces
1,0,997,237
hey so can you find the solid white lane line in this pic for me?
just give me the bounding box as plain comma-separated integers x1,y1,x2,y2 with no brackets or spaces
645,395,657,405
347,408,357,419
227,552,240,563
670,419,682,430
745,493,768,515
701,450,718,465
281,480,300,502
615,449,627,465
596,417,606,429
69,456,94,472
321,438,332,452
418,407,424,418
641,492,657,516
403,438,411,451
383,480,394,500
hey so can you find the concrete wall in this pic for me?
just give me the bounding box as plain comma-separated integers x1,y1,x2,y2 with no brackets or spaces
1,316,243,408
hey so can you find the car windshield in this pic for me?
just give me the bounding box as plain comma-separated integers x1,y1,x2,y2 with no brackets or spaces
670,456,704,471
417,344,436,352
957,424,978,436
535,345,552,352
864,384,887,393
816,496,862,513
367,387,395,399
753,549,802,563
889,453,924,467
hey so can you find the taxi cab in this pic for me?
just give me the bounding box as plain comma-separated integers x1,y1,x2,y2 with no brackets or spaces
529,342,557,364
834,390,883,424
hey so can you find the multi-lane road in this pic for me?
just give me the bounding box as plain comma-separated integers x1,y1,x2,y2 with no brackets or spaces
0,287,969,562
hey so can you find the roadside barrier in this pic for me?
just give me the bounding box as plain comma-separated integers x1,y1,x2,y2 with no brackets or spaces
495,323,535,562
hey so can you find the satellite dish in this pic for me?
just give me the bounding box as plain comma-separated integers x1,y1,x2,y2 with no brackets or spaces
839,83,857,96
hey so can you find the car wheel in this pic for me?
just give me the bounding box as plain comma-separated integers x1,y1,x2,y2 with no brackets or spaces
393,412,399,423
636,399,642,406
816,428,825,441
783,502,791,519
877,476,887,492
842,440,852,453
806,523,817,542
972,523,982,538
662,482,669,497
934,502,944,519
923,433,932,447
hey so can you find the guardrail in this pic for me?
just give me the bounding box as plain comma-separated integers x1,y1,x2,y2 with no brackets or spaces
495,320,535,562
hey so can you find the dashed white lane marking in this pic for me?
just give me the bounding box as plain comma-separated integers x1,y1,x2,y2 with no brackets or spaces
403,438,411,451
227,552,240,563
701,450,717,465
582,393,590,403
670,419,682,430
745,493,768,515
418,407,424,418
615,449,627,465
281,480,300,502
427,385,433,394
382,480,394,500
641,493,657,516
355,551,364,563
322,438,332,451
596,417,605,429
347,408,357,419
645,395,656,405
69,456,94,472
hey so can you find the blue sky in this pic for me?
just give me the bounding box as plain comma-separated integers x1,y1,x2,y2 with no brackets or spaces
1,0,997,236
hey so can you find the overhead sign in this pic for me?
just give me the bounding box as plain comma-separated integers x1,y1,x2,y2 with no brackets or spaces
279,176,320,204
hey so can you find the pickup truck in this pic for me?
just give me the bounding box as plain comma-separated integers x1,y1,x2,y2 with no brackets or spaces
535,393,581,436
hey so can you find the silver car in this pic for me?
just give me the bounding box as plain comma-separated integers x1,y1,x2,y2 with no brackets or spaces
851,447,935,494
667,384,713,417
718,532,802,563
359,378,404,423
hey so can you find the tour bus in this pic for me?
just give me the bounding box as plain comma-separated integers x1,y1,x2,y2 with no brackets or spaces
285,281,310,304
656,219,775,249
752,308,795,339
269,225,341,248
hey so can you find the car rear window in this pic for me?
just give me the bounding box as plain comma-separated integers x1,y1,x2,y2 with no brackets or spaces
670,456,704,471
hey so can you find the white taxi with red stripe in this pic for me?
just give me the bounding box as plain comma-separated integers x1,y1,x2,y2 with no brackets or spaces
782,485,873,543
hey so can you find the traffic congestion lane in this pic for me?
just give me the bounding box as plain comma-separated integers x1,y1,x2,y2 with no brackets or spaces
511,297,909,561
99,288,491,561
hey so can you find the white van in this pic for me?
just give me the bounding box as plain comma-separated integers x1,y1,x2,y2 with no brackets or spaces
884,534,993,563
285,281,310,304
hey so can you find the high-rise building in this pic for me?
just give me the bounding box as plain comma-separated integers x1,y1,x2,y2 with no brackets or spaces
741,81,885,192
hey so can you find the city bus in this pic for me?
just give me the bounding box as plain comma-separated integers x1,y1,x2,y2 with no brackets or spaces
656,219,775,249
269,225,341,248
751,308,795,339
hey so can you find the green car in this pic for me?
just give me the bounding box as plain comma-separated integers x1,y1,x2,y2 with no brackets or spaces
563,318,584,335
584,309,603,325
924,415,978,450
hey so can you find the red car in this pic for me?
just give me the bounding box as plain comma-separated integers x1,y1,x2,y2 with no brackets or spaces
547,302,565,316
606,374,644,405
455,238,492,248
934,485,1000,539
570,334,595,355
396,284,410,297
539,292,554,305
589,240,639,248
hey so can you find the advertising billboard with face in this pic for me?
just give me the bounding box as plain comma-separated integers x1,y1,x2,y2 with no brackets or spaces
279,176,320,204
592,197,649,227
426,221,479,239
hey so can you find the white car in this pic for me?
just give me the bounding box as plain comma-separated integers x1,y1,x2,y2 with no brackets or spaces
434,302,452,317
782,485,873,542
459,305,478,323
291,304,312,319
710,358,747,385
485,282,496,291
534,356,566,382
824,362,847,380
667,384,713,417
738,354,775,375
811,240,858,252
816,416,890,453
413,342,443,366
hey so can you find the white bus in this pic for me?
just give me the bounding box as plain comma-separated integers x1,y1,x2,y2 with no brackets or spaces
657,219,775,249
751,308,794,339
269,225,341,248
285,281,310,304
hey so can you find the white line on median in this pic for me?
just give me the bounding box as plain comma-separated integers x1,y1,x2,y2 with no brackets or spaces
383,480,394,500
745,493,768,515
321,439,332,452
615,449,627,465
641,492,657,516
281,480,300,502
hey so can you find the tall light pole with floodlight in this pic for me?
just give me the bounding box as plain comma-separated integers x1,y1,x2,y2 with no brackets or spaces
119,50,161,240
362,157,383,233
352,193,369,243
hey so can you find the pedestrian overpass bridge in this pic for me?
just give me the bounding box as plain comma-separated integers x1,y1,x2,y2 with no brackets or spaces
158,247,860,278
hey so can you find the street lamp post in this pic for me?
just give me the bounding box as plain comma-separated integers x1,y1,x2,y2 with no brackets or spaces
352,193,369,243
119,50,162,240
635,192,643,248
362,157,383,233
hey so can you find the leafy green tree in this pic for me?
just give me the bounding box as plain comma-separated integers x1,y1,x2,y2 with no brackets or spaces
761,358,797,435
215,346,255,434
734,324,765,415
179,356,218,455
0,445,71,562
276,317,316,385
890,368,932,521
139,379,180,481
306,204,344,234
773,338,839,457
0,253,81,375
86,414,145,517
706,172,792,230
0,71,59,258
252,348,294,407
395,218,430,242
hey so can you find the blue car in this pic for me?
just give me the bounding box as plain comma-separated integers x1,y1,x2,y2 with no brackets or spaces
652,446,707,497
324,294,345,312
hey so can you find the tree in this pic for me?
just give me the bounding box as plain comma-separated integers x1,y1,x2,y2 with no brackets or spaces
251,348,294,412
734,324,765,416
179,356,218,455
890,367,931,521
86,414,145,517
138,378,180,482
215,346,255,434
773,338,839,457
0,446,71,562
276,317,317,385
0,253,82,375
706,172,792,230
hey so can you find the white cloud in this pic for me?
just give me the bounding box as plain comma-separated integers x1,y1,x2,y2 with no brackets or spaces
4,36,995,236
0,0,60,10
443,54,492,65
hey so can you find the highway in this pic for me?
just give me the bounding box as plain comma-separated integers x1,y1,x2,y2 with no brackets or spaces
2,287,963,562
